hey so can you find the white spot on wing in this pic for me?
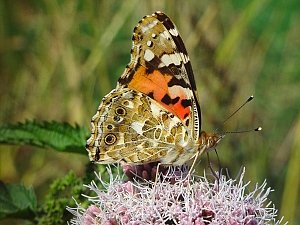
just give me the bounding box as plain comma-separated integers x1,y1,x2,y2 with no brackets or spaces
158,53,181,68
150,101,161,118
160,54,172,67
169,53,181,65
179,53,189,64
169,28,179,36
130,122,143,135
161,30,170,40
141,19,158,32
146,40,152,47
144,49,155,62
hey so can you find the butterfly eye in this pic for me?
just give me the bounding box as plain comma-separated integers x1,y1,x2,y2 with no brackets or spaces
207,138,214,147
115,106,126,116
104,134,117,145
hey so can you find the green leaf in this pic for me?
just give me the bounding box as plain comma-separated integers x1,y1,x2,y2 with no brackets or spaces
0,120,89,154
0,181,37,220
38,170,88,225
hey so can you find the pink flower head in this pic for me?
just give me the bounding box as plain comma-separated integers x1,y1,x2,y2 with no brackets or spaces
68,166,285,225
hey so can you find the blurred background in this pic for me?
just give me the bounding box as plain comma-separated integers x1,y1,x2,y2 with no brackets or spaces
0,0,299,224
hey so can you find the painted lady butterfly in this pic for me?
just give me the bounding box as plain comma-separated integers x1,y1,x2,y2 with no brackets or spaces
86,11,224,166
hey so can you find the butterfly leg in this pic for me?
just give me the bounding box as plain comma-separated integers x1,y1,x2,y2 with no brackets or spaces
207,151,221,191
186,151,200,185
154,162,162,186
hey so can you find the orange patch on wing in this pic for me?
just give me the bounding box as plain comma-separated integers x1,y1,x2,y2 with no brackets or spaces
128,67,170,90
128,67,191,121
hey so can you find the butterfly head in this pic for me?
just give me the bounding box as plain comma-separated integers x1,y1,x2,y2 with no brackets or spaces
200,131,225,152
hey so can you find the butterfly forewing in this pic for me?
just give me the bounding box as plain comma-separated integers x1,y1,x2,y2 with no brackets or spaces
117,12,201,139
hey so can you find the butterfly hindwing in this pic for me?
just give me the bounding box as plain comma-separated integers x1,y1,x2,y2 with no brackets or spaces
87,88,194,165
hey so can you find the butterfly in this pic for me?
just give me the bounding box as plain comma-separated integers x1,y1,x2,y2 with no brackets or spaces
86,11,224,166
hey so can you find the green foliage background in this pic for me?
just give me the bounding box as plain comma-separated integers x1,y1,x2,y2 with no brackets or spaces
0,0,299,224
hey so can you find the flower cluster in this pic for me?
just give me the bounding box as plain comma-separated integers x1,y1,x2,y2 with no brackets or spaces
67,166,285,225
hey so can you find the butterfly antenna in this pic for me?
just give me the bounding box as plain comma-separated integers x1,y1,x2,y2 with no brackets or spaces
214,95,255,132
222,126,262,134
207,151,220,187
